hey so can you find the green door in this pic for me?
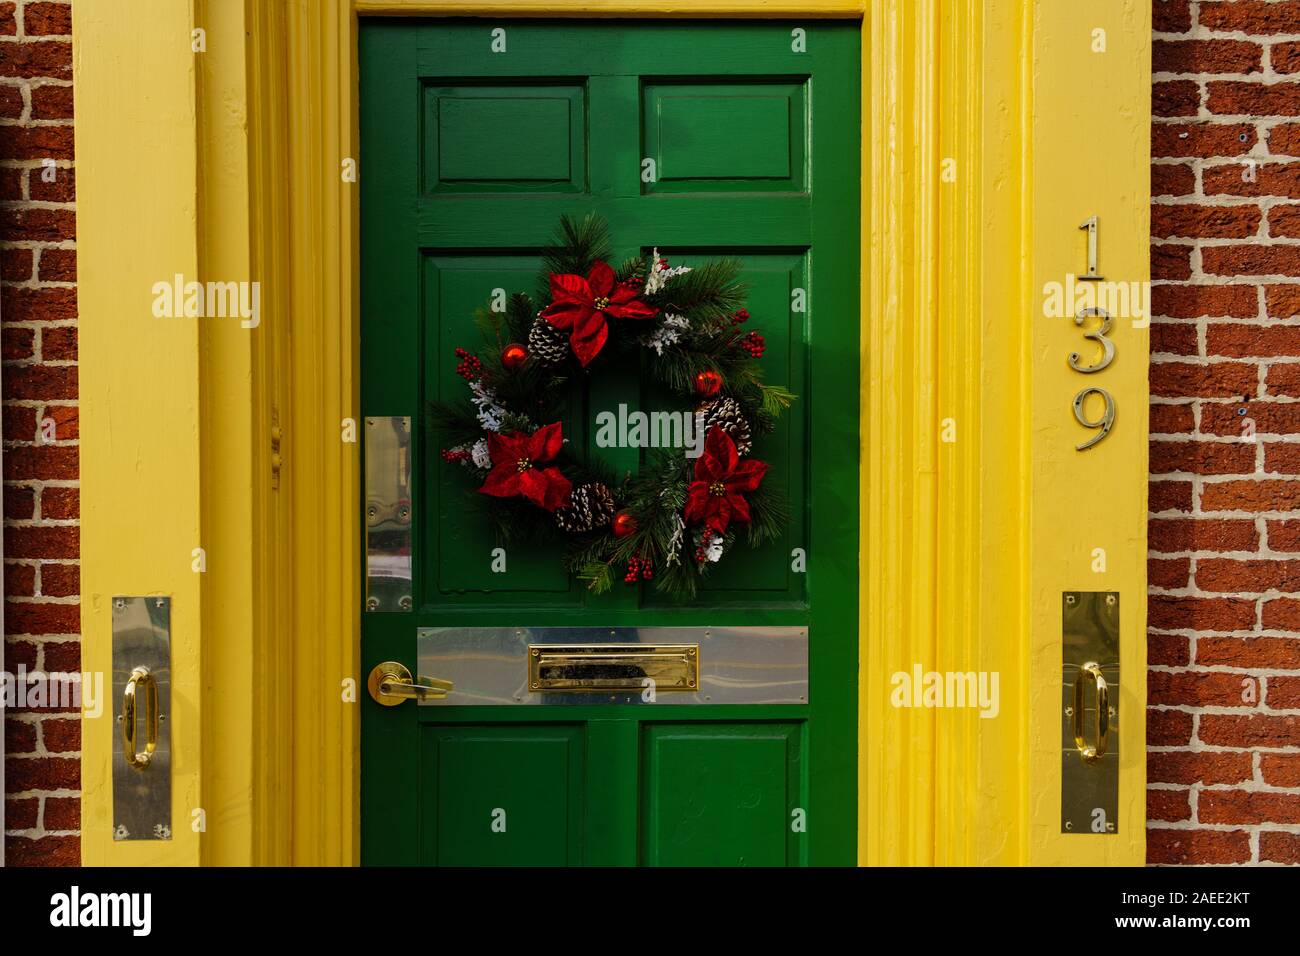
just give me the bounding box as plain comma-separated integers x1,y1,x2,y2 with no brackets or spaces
360,18,859,866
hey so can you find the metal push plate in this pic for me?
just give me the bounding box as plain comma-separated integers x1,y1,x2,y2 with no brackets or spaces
365,415,413,612
1061,591,1120,835
112,596,172,841
419,626,807,705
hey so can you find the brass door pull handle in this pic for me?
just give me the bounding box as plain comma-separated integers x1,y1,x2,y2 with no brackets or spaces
122,666,158,771
1072,661,1109,764
367,661,453,706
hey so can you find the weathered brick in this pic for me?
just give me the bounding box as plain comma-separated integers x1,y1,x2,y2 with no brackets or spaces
1149,632,1191,666
4,797,38,830
1149,670,1255,707
1152,243,1193,280
1200,636,1300,669
1262,596,1300,629
1201,790,1300,824
40,487,77,520
1,365,77,403
4,561,35,596
1266,283,1300,316
29,165,73,202
43,796,78,831
1149,594,1257,631
1203,479,1300,510
1147,788,1192,822
1153,80,1200,117
1155,39,1262,75
1275,41,1300,75
1148,708,1194,746
1150,401,1195,432
1198,557,1300,591
1150,517,1258,552
1265,363,1300,396
1150,440,1255,475
0,206,75,242
38,247,74,282
1201,402,1300,436
1200,713,1300,748
1147,828,1251,865
1154,0,1192,33
1148,751,1253,786
2,525,78,559
0,39,69,79
41,718,78,753
1153,122,1256,158
3,756,78,793
42,326,76,361
1151,479,1194,512
1260,831,1300,864
1205,161,1300,198
40,562,77,596
1203,243,1300,276
1152,163,1196,196
0,123,73,161
1154,202,1261,239
1201,1,1300,34
3,601,78,636
1149,557,1192,589
1267,675,1300,708
1270,123,1300,156
1208,80,1300,116
1264,442,1300,473
1150,360,1258,397
3,835,78,866
1269,203,1300,237
1207,322,1300,356
1261,753,1300,787
25,3,73,37
1153,283,1258,318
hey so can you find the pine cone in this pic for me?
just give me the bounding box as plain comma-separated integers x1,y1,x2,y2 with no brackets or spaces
699,397,753,456
555,482,616,533
529,314,569,365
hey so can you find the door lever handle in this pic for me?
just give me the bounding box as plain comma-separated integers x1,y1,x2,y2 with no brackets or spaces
367,660,453,706
1072,661,1109,764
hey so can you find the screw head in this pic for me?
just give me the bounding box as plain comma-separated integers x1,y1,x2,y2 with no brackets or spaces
365,596,380,611
398,596,413,611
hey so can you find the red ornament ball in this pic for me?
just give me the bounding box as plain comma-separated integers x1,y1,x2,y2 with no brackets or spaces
611,511,638,538
695,369,724,398
501,343,528,370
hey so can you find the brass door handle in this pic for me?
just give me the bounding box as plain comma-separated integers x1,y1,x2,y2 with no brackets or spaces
122,666,158,770
367,661,452,706
1072,661,1109,764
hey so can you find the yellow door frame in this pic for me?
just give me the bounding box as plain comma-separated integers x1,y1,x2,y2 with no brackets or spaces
74,0,1149,866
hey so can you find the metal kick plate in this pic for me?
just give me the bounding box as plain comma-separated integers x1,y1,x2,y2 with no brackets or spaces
365,416,412,612
112,596,172,841
419,626,807,705
1061,591,1120,835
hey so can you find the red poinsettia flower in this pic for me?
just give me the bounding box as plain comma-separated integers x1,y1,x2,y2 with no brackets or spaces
478,422,573,512
540,260,657,367
684,428,768,535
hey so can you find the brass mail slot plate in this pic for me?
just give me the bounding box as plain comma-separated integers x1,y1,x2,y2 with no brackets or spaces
528,644,699,692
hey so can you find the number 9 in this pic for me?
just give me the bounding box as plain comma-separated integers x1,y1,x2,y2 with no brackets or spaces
1072,386,1115,451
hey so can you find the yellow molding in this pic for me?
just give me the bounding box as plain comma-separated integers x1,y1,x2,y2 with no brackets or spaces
75,0,1148,867
356,0,864,15
75,0,204,865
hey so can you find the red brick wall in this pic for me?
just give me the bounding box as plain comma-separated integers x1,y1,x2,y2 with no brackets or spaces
0,0,78,867
1151,0,1300,865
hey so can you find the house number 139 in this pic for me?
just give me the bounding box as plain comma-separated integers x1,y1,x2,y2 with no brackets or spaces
1069,216,1115,451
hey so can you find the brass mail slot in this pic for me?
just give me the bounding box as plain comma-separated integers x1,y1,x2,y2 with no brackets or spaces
528,644,699,692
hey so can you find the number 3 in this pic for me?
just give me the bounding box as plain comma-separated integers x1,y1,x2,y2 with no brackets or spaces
1069,307,1115,374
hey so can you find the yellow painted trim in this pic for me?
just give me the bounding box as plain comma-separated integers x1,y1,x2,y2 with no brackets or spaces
76,0,1148,866
861,0,1149,865
356,0,864,15
75,0,203,865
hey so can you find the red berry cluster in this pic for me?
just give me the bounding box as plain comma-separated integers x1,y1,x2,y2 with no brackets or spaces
454,347,482,380
441,448,470,463
731,308,749,325
739,331,765,358
624,555,654,583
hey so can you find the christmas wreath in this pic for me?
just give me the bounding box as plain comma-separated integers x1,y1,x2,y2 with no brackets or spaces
431,215,794,599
